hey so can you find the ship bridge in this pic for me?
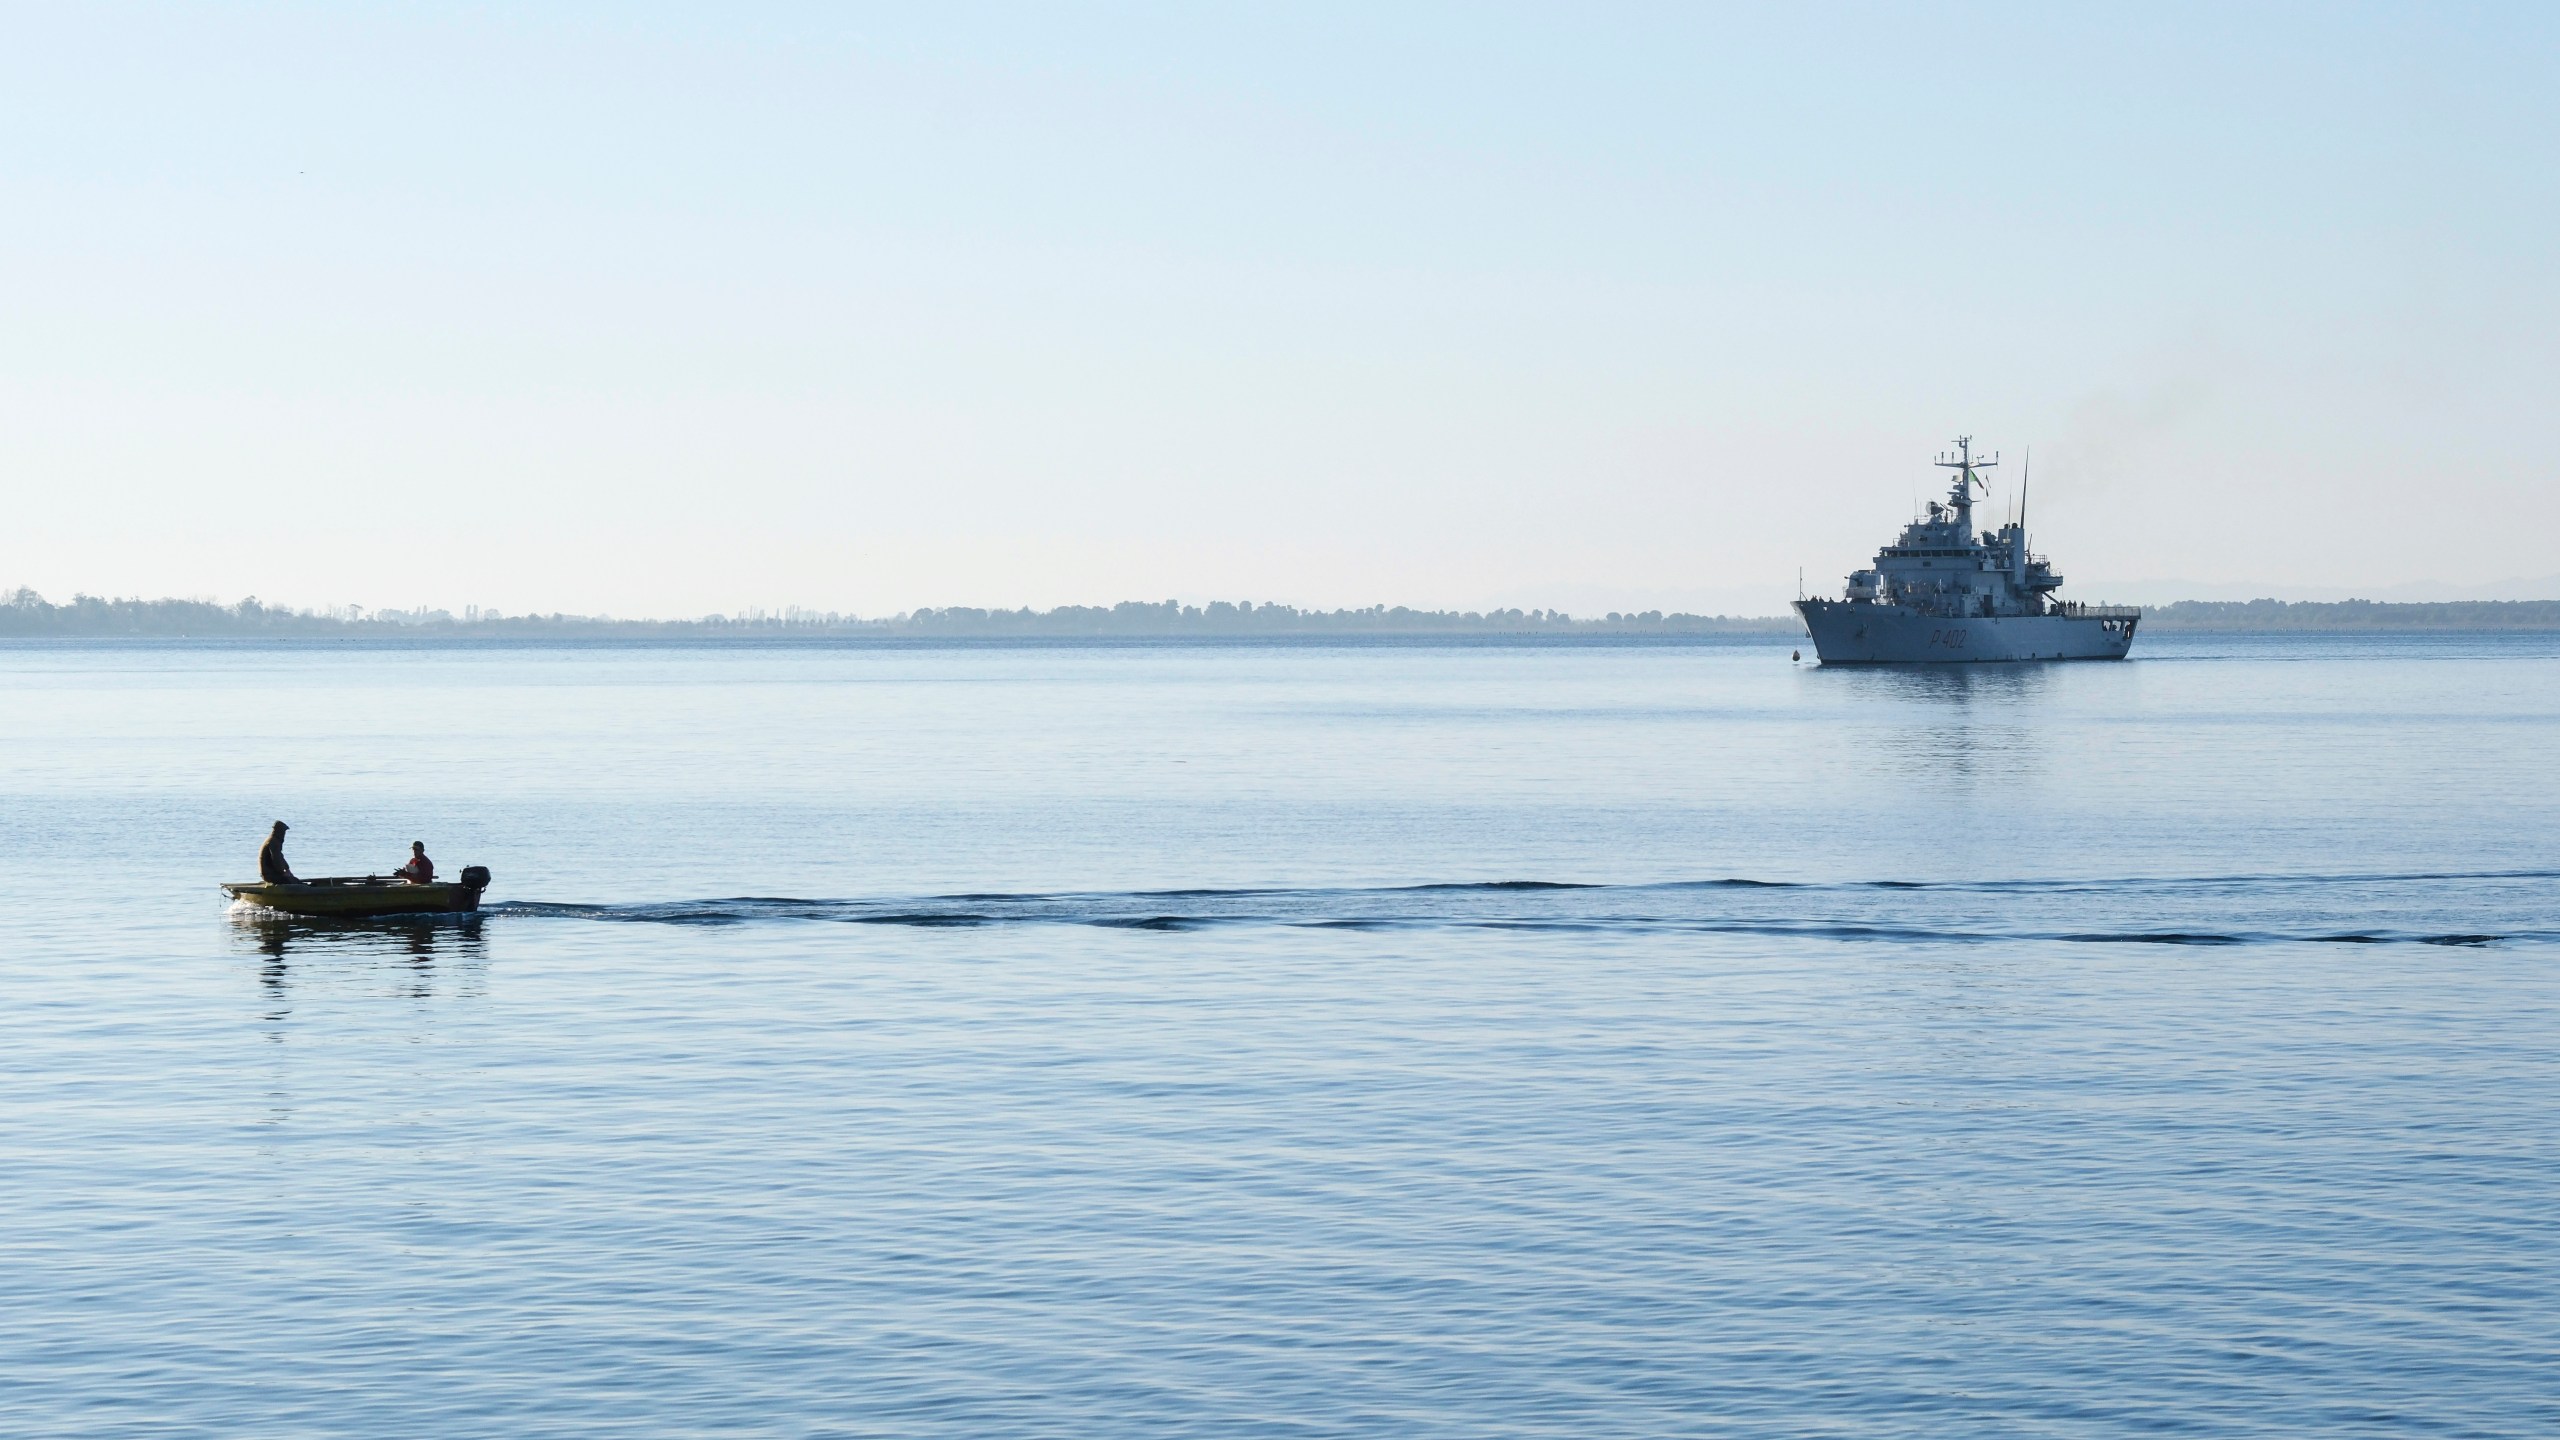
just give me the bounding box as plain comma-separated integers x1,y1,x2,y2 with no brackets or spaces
1844,437,2064,620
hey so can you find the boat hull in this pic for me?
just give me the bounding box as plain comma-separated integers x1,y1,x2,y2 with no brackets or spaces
1795,599,2136,664
223,878,485,917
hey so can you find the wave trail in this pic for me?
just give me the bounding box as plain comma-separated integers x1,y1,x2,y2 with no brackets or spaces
480,870,2559,949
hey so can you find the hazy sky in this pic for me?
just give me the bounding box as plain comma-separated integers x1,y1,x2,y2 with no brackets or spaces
4,3,2554,616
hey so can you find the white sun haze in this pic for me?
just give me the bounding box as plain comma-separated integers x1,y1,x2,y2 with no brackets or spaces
3,3,2554,617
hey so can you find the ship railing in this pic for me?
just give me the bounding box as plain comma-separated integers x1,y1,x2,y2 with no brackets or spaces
2053,602,2143,619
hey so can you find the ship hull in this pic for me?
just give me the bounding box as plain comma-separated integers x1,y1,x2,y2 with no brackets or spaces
1794,600,2135,664
222,878,485,916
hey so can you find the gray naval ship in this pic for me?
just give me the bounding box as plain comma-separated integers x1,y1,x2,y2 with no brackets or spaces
1794,437,2139,663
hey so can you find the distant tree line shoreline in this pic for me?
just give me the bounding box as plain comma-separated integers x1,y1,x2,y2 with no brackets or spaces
2138,598,2560,630
0,591,1785,637
5,588,2558,638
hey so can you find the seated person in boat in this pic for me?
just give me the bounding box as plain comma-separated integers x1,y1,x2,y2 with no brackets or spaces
259,821,297,884
395,841,435,884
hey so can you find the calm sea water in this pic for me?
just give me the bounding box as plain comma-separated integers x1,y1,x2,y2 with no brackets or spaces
3,634,2556,1437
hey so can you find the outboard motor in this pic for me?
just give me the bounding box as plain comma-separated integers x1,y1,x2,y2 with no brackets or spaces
460,865,491,892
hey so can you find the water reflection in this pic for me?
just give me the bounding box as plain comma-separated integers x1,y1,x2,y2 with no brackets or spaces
1815,662,2054,786
230,911,489,1002
1820,660,2058,705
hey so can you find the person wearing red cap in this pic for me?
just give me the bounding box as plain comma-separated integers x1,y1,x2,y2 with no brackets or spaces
394,841,435,884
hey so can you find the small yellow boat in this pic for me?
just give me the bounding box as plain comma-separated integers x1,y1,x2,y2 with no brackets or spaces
224,866,491,917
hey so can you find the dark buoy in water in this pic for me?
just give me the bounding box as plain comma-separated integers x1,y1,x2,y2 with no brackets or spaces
1791,649,1801,663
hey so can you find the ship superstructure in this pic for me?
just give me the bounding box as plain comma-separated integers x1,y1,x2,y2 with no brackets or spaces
1794,437,2139,663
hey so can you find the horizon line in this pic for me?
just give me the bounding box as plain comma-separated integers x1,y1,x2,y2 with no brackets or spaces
10,589,2560,638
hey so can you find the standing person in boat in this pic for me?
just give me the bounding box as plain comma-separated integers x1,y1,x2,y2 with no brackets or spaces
394,841,435,884
258,821,298,884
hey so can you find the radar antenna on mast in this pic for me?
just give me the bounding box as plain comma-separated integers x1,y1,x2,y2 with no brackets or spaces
1929,434,1997,534
1933,435,1998,496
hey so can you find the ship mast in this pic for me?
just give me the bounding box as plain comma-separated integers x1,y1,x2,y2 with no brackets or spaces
1932,435,1997,538
2016,446,2031,588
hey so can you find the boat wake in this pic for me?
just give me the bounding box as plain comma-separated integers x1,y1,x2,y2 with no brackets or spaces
485,868,2560,949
